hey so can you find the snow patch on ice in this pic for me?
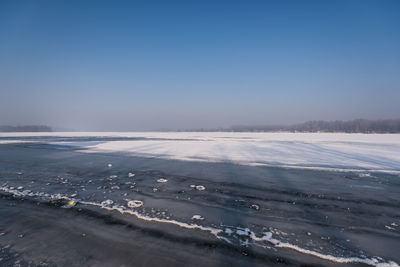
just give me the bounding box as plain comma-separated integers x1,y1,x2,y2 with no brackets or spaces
66,132,400,173
4,132,400,173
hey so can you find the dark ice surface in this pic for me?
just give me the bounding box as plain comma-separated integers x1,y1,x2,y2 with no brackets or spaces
0,140,399,267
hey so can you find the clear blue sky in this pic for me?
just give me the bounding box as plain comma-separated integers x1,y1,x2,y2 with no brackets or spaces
0,0,399,131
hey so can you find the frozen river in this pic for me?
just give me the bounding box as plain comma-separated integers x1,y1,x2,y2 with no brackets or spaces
0,132,399,266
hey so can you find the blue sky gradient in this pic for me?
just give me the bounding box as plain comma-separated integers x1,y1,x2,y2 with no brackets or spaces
1,0,399,130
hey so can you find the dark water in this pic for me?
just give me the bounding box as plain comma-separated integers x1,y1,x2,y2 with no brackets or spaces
0,141,399,267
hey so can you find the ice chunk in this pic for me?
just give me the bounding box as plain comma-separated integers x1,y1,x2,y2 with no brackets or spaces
126,199,143,208
190,185,206,191
236,228,251,236
191,215,204,221
225,228,233,235
128,173,135,178
195,185,205,191
250,204,260,210
101,199,114,206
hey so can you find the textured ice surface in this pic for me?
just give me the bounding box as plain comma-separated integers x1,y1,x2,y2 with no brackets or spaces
1,185,398,267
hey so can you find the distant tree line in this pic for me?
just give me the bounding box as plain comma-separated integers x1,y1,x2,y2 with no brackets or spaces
178,119,400,133
0,125,52,132
229,119,400,133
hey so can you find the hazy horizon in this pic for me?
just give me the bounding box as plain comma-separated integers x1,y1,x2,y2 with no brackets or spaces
1,0,399,131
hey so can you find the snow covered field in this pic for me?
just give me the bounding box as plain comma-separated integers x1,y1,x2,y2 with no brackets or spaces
2,132,400,173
